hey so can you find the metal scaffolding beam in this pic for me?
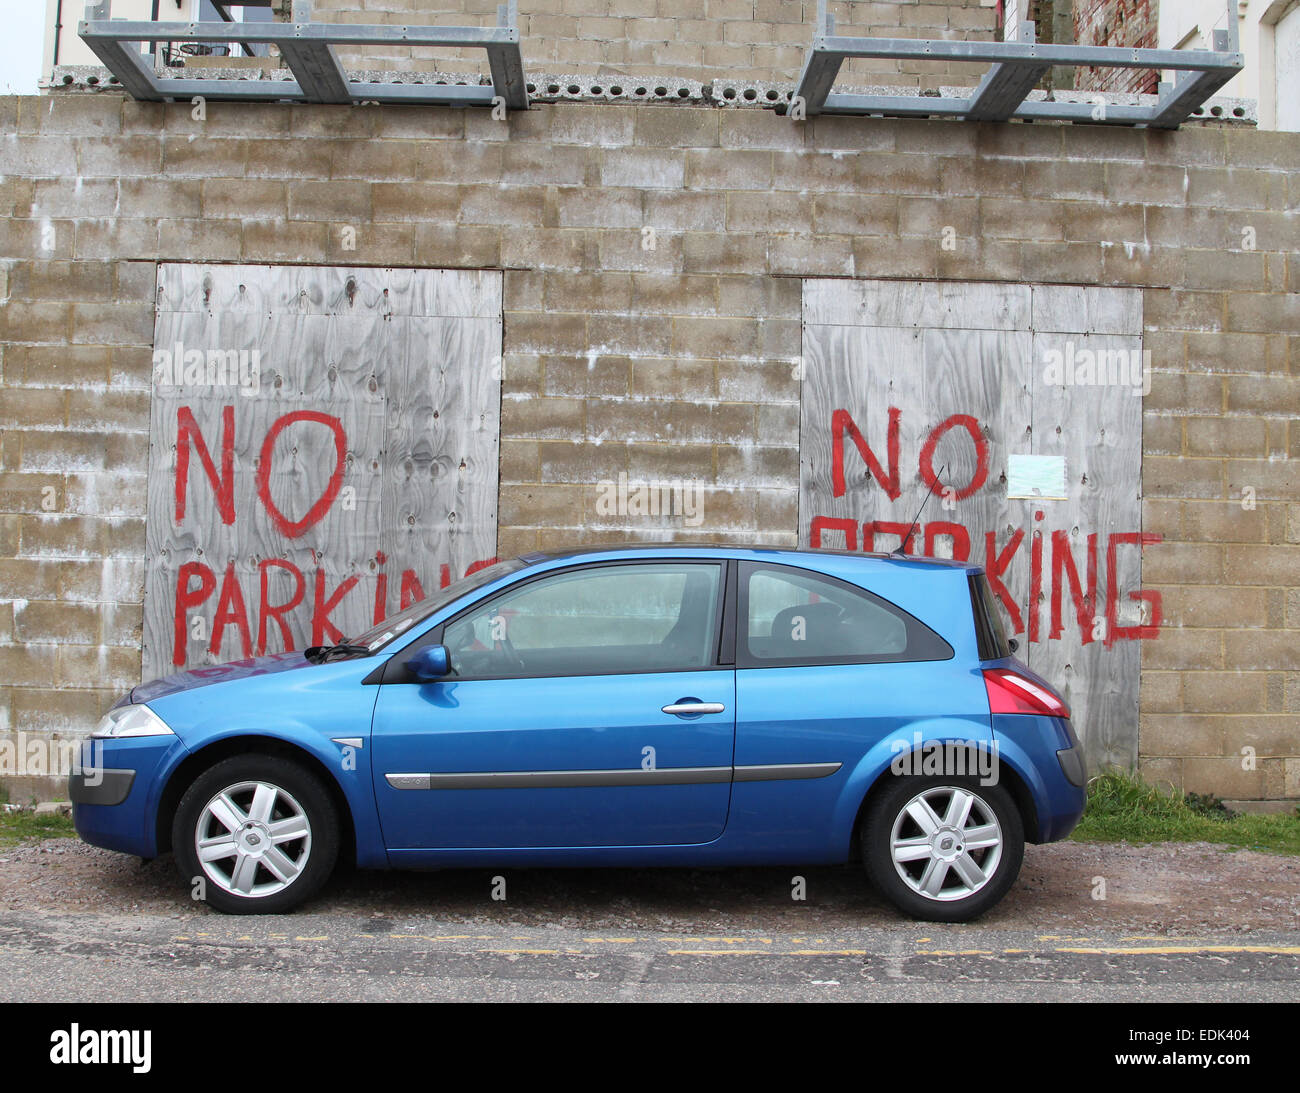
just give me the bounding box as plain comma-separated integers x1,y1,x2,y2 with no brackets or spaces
792,0,1243,127
78,0,530,109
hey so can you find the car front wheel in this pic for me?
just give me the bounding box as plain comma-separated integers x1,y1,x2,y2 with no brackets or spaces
862,775,1024,923
172,755,339,915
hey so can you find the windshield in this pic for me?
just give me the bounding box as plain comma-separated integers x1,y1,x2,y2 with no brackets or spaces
347,558,529,653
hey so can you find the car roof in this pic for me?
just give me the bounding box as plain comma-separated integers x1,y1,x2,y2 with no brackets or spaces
518,543,981,574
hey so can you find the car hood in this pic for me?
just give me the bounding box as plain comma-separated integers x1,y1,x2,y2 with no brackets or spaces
126,652,314,706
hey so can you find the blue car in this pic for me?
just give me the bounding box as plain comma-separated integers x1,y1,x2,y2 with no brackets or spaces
71,546,1086,921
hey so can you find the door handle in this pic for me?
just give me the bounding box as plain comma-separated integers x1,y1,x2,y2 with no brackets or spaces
662,701,726,716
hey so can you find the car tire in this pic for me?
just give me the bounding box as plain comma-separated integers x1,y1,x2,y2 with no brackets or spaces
172,754,339,915
862,774,1023,923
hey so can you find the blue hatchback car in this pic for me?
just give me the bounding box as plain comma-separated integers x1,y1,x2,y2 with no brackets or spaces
71,545,1086,921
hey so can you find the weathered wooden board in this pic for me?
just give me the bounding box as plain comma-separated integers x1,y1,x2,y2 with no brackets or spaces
156,264,502,318
1027,331,1146,770
801,279,1146,771
143,265,502,680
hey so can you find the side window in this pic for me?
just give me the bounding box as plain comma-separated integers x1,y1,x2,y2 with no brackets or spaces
442,562,722,679
741,564,952,666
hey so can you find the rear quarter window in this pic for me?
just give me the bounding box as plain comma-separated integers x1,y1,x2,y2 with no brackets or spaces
740,563,953,667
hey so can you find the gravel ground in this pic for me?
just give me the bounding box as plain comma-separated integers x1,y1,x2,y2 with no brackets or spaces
1,836,1297,931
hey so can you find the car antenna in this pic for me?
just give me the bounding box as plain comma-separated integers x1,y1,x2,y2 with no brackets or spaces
890,464,946,557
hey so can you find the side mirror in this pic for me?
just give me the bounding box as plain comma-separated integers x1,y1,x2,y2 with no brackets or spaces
408,644,450,682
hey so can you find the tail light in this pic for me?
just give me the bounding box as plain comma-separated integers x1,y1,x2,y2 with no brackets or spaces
983,668,1070,719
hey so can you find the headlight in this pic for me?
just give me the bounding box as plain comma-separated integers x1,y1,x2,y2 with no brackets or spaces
92,704,175,739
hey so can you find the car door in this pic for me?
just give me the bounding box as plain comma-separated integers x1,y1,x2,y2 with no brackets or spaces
370,560,735,849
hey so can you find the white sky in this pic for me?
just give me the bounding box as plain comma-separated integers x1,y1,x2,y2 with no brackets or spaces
0,1,46,96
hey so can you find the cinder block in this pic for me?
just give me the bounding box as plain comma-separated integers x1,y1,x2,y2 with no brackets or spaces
238,220,329,264
1225,459,1300,503
812,193,898,236
1223,545,1300,587
202,179,287,220
1149,452,1227,499
1182,757,1266,799
542,353,633,398
554,186,643,229
414,223,501,268
1228,292,1300,336
1224,631,1300,672
1183,417,1266,459
601,148,686,189
500,227,592,271
768,233,854,276
1139,714,1224,757
371,183,463,223
288,181,373,222
980,197,1064,242
635,107,719,148
630,357,717,400
726,191,814,233
1181,672,1268,713
543,271,635,314
638,191,727,235
681,231,766,274
588,313,674,356
685,148,772,191
1139,627,1223,671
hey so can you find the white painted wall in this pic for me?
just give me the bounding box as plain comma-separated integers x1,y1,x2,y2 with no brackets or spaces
1276,3,1300,129
42,1,185,75
1159,0,1300,130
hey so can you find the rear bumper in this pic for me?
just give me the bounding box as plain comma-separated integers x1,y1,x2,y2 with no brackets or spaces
992,713,1087,843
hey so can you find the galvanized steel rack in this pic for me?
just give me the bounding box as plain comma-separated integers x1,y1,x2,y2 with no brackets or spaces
77,0,528,110
791,0,1244,129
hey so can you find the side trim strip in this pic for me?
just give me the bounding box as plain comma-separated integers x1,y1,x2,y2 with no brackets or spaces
384,762,841,790
733,762,843,782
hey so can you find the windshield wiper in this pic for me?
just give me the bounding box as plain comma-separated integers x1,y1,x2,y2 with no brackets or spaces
304,643,371,664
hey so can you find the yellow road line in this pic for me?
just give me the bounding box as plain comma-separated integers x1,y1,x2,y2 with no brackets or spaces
1058,944,1300,956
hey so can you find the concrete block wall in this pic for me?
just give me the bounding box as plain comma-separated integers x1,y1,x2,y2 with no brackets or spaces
0,91,1298,804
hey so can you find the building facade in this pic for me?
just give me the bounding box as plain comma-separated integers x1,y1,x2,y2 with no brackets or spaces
3,0,1298,807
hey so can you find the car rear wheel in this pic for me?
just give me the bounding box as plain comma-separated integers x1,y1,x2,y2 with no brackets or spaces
173,755,339,915
862,775,1023,923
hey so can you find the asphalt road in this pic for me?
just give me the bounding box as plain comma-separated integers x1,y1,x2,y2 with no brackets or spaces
2,841,1298,1001
3,910,1299,1001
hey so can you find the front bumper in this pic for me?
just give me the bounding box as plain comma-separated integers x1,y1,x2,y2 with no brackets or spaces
69,734,189,858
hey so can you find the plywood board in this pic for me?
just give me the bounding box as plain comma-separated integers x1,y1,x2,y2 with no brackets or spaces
143,265,502,680
801,279,1147,771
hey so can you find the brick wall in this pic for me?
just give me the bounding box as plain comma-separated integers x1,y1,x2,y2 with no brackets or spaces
1073,0,1159,94
0,92,1297,803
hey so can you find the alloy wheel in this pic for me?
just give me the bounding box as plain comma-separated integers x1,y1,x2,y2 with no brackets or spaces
194,780,313,898
888,785,1003,902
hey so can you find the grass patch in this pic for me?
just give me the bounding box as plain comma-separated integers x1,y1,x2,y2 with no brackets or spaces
1072,769,1300,855
0,808,77,846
